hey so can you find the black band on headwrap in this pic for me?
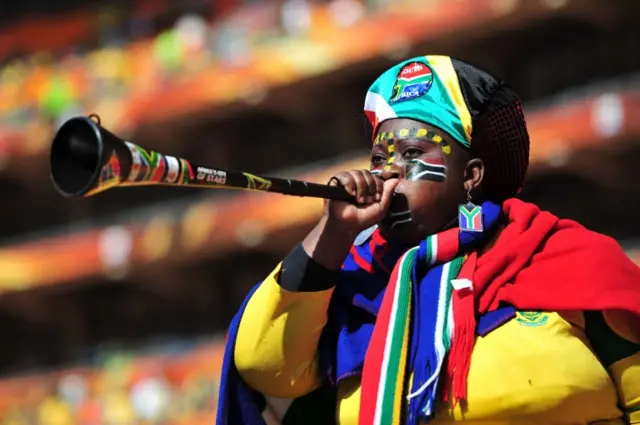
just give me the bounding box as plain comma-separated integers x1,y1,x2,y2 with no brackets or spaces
451,57,530,201
278,243,338,292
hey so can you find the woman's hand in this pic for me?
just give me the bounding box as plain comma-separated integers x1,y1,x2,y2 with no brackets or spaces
325,170,399,234
300,170,398,271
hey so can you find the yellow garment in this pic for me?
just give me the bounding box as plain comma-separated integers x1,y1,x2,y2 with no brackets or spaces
235,263,640,424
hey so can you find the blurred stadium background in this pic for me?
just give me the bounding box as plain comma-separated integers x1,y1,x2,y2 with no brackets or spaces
0,0,639,423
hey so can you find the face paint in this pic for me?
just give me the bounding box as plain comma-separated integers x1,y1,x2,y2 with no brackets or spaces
405,158,447,182
374,127,451,155
388,210,412,228
383,141,396,170
382,193,412,229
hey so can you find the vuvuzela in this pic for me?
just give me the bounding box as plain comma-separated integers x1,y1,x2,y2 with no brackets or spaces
49,115,356,202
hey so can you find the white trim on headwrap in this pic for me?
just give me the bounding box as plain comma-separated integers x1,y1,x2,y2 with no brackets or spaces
363,56,472,148
364,90,397,133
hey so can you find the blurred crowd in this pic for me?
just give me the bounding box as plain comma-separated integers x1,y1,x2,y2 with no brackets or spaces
0,343,223,425
0,0,392,132
1,0,638,423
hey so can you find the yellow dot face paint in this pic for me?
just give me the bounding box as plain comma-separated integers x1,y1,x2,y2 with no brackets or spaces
383,141,395,170
373,127,451,156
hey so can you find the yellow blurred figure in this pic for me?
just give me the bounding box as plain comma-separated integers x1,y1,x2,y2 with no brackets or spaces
36,396,73,425
101,390,135,425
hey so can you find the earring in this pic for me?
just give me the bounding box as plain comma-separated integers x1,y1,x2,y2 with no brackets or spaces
458,190,483,232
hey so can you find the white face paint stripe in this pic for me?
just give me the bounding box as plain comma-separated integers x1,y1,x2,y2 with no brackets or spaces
406,159,447,182
391,217,412,228
389,210,410,217
410,170,446,181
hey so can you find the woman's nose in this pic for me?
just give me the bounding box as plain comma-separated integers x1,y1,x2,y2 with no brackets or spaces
380,163,403,180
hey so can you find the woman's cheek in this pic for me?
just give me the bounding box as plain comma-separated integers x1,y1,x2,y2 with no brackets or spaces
405,158,448,183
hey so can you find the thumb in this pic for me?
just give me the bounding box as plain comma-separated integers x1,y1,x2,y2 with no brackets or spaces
378,179,400,211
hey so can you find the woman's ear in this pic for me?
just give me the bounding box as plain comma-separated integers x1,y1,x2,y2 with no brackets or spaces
463,158,484,194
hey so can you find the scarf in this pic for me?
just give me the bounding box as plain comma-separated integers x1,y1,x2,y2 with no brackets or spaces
358,201,500,425
359,198,640,425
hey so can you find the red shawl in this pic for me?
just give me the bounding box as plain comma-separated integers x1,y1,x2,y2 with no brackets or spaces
475,199,640,314
439,198,640,403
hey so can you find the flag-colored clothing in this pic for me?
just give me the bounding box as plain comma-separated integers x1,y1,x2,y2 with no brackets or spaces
223,199,640,424
235,280,640,424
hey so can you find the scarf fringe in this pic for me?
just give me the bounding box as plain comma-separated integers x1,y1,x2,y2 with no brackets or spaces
445,252,477,405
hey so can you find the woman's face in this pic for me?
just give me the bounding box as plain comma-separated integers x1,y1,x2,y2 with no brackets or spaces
370,118,480,245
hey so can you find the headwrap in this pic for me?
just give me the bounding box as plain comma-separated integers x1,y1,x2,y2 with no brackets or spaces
364,55,530,201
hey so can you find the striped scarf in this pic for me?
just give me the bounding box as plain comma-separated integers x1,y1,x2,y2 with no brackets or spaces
360,201,501,425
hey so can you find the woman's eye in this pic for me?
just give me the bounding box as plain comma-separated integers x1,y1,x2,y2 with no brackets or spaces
371,155,386,165
403,148,423,158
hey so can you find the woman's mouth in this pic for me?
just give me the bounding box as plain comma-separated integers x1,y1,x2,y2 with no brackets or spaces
383,192,412,228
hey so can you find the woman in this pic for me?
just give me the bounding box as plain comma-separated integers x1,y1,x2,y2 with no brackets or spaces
216,55,640,425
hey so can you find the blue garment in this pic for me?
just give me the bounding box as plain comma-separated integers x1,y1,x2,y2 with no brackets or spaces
215,284,267,425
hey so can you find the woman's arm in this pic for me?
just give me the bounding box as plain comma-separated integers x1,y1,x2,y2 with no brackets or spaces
234,217,355,398
234,171,396,398
585,310,640,424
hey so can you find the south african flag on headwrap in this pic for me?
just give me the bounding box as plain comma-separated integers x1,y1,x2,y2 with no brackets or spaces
389,62,434,104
